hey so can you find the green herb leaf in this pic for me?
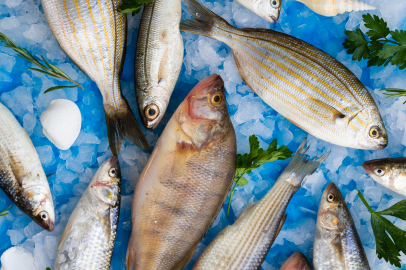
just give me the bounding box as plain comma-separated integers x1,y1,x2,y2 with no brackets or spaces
363,14,390,41
376,200,406,221
343,29,369,61
380,88,406,103
46,268,51,270
117,0,153,15
0,205,11,217
44,85,79,94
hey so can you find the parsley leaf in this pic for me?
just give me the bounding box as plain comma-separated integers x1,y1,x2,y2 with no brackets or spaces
226,135,293,218
117,0,153,16
363,14,390,41
0,204,11,217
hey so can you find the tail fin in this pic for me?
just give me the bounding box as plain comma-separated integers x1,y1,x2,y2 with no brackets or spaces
106,100,150,156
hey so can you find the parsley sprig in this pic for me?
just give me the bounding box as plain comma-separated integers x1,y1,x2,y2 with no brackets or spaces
226,135,293,218
117,0,153,16
0,205,11,217
358,191,406,268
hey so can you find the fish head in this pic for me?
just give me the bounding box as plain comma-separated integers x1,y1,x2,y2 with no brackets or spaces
280,252,311,270
26,184,55,232
362,158,392,184
255,0,282,23
139,87,170,130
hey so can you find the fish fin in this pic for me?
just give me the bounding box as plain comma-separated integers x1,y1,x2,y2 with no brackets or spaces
307,97,345,123
236,196,256,222
276,214,287,236
233,52,253,89
106,99,150,156
126,233,135,270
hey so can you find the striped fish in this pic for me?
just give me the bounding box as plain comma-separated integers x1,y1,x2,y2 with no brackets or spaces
180,0,388,150
42,0,150,155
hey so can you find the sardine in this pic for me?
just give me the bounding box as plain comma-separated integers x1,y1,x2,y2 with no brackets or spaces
193,139,328,270
135,0,184,129
54,156,121,270
0,102,54,231
280,252,311,270
363,157,406,197
126,74,237,270
313,182,370,270
42,0,150,155
236,0,282,23
180,0,387,150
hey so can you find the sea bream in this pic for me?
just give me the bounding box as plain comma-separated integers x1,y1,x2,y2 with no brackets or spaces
235,0,282,23
126,74,237,270
41,0,149,155
180,0,387,150
0,101,54,231
280,252,311,270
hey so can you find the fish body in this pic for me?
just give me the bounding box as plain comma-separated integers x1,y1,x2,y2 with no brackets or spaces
193,139,328,270
135,0,184,129
126,74,237,270
280,252,311,270
54,156,121,270
236,0,282,23
0,102,54,231
180,0,387,150
313,182,370,270
42,0,149,155
363,157,406,197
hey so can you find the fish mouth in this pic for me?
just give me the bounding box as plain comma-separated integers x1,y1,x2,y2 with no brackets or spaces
268,15,277,23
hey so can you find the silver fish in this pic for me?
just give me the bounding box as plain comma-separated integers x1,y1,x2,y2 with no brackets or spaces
0,102,54,231
236,0,282,23
135,0,184,129
54,156,120,270
280,252,311,270
313,182,370,270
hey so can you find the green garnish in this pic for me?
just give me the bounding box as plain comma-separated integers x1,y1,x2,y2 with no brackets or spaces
46,268,51,270
0,32,83,93
0,205,11,217
117,0,153,16
226,135,293,218
358,190,406,268
379,88,406,103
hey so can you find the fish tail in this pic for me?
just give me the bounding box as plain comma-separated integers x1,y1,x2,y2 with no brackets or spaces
126,233,135,270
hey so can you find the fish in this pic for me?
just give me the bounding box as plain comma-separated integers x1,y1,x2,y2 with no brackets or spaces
126,74,237,270
235,0,282,23
280,252,311,270
54,156,121,270
180,0,388,150
313,182,370,270
363,157,406,197
42,0,150,155
135,0,184,129
296,0,376,17
0,101,54,231
192,139,329,270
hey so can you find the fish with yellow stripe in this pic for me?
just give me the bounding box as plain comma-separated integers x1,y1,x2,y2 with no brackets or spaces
180,0,388,150
42,0,150,155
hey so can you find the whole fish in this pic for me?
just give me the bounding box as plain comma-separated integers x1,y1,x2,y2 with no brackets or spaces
236,0,282,23
42,0,149,155
193,139,328,270
54,156,121,270
0,102,54,231
180,0,387,150
363,157,406,197
313,182,370,270
126,74,237,270
135,0,184,129
280,252,311,270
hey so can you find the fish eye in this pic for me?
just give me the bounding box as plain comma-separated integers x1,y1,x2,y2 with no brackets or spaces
211,94,222,106
369,126,381,138
144,104,159,120
109,168,117,177
327,193,335,202
271,0,279,8
40,211,49,221
374,168,385,176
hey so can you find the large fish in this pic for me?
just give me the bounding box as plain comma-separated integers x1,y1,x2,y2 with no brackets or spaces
280,252,311,270
42,0,150,155
313,182,370,270
135,0,184,129
236,0,282,23
180,0,387,150
363,157,406,197
0,102,54,231
126,74,237,270
193,139,328,270
54,156,121,270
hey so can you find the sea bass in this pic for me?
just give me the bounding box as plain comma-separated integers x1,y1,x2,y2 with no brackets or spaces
236,0,282,23
0,102,54,231
42,0,149,155
135,0,184,129
180,0,387,150
280,252,311,270
54,156,121,270
363,157,406,197
126,74,236,270
313,182,370,270
193,139,328,270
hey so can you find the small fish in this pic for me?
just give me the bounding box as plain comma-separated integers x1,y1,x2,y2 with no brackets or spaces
280,252,311,270
313,182,370,270
42,0,150,155
126,74,237,270
363,157,406,197
0,102,54,231
54,156,121,270
135,0,184,129
236,0,282,23
180,0,387,150
193,139,329,270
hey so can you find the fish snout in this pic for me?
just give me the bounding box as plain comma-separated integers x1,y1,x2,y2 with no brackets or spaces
362,161,373,175
268,15,277,23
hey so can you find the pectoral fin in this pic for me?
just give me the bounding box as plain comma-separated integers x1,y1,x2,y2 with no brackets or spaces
308,97,345,123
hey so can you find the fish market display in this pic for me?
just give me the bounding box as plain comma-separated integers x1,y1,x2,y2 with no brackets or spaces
363,158,406,197
41,0,150,155
126,74,237,270
296,0,376,17
0,101,54,231
54,156,121,270
193,139,328,270
313,182,370,270
40,99,81,150
235,0,282,23
180,0,387,150
135,0,184,129
280,252,311,270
